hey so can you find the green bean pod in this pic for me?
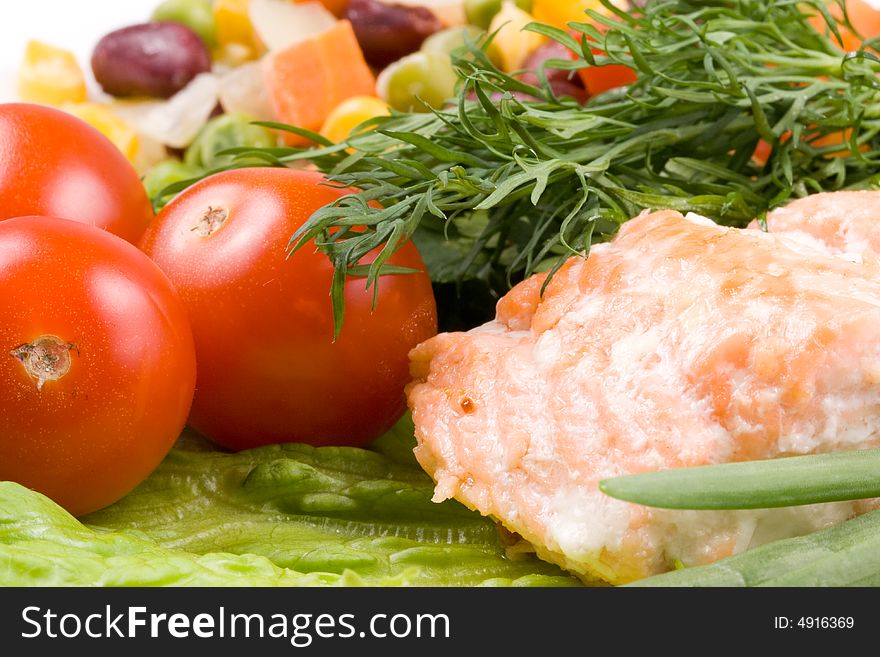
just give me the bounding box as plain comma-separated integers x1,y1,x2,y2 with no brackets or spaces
600,448,880,510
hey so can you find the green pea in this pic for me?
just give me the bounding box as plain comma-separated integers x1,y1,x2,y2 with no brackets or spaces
152,0,217,48
377,51,459,113
464,0,533,30
142,159,203,209
184,113,278,170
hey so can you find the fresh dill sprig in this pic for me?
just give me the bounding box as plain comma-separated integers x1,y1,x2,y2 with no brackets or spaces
226,0,880,334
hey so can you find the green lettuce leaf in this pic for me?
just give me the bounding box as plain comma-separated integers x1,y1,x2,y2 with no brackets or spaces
0,421,578,587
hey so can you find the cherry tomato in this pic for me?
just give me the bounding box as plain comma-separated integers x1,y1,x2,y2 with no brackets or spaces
0,216,196,516
140,167,438,451
0,103,153,244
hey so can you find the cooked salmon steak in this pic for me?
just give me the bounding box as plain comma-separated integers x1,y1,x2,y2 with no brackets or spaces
760,190,880,262
407,209,880,584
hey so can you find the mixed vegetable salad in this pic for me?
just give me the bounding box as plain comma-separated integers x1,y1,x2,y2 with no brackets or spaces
5,0,880,587
11,0,595,210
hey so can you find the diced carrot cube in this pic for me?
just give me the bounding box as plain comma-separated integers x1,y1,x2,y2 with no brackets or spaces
262,20,376,143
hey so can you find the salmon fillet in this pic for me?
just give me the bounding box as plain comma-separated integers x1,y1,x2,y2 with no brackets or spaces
407,209,880,584
760,190,880,264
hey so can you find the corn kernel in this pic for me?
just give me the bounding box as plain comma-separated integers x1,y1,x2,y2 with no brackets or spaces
320,96,390,144
17,41,87,106
61,103,140,163
532,0,613,28
214,0,259,52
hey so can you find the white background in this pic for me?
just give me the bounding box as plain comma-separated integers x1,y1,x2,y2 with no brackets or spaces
0,1,159,101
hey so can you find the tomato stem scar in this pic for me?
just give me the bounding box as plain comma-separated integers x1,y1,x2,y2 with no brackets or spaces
10,335,77,390
191,206,229,236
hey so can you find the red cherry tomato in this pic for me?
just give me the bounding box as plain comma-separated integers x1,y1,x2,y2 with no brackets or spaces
0,103,153,243
140,167,438,451
0,216,196,516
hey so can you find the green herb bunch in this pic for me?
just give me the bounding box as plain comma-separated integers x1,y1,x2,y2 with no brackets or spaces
227,0,880,331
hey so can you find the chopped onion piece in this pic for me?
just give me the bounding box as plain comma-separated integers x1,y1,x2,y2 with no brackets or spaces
113,73,220,149
249,0,337,52
131,135,168,176
218,61,273,121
